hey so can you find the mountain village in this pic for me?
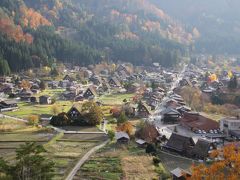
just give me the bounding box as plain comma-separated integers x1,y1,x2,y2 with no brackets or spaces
0,55,239,179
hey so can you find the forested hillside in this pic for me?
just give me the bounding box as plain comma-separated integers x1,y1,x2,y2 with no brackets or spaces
0,0,196,74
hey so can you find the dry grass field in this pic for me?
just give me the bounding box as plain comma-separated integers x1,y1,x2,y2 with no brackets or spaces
122,155,158,180
0,117,26,132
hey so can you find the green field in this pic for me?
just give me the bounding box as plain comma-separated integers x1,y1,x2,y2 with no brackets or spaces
37,88,65,98
75,144,123,180
3,101,74,119
98,93,134,105
76,157,122,180
3,88,74,119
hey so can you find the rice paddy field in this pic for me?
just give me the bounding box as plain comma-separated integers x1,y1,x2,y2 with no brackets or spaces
76,142,159,180
0,117,109,180
46,133,108,180
0,124,55,162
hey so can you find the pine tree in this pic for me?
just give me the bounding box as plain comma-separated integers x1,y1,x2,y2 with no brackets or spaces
0,57,11,75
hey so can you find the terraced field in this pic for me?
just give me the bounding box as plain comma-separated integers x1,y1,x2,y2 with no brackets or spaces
0,116,109,179
46,132,108,180
0,130,55,162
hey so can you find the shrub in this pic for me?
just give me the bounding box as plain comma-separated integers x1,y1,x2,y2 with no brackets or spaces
51,105,60,115
28,115,39,125
146,144,156,155
108,130,115,141
153,157,160,165
117,111,127,125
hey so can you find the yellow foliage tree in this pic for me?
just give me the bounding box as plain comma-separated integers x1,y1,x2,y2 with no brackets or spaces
209,73,217,82
116,122,133,136
20,79,32,90
179,87,204,111
228,71,233,79
190,144,240,180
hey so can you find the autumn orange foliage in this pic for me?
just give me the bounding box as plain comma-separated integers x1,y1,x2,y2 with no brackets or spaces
208,73,218,82
0,16,33,44
19,79,32,90
190,144,240,180
116,122,133,136
20,6,51,29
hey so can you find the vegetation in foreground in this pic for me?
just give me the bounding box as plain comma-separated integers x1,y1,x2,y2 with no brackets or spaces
0,142,54,180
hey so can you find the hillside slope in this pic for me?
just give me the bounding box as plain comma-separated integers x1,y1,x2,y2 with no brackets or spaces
151,0,240,54
0,0,195,74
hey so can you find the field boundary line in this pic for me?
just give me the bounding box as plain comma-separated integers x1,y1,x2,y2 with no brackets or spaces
0,114,28,123
65,139,109,180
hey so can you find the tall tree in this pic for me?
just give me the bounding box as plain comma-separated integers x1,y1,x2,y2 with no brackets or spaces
0,56,10,75
82,101,103,125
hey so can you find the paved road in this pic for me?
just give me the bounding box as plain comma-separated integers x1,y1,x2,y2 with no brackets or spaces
153,64,187,117
150,64,187,135
65,140,109,180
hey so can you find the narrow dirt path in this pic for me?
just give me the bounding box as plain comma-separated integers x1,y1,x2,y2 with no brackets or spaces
65,140,109,180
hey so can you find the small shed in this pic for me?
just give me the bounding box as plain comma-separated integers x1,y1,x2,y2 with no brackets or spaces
115,131,130,144
171,167,191,180
135,139,147,148
39,95,52,105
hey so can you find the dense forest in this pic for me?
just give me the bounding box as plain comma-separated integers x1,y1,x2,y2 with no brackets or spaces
0,0,195,74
